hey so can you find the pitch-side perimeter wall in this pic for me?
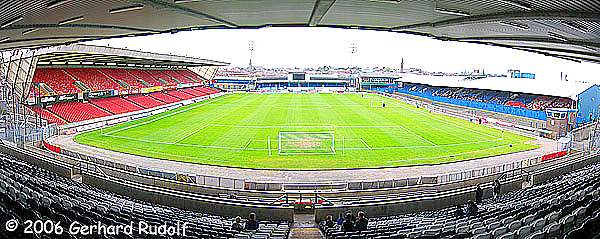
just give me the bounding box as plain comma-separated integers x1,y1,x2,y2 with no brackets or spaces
0,141,294,221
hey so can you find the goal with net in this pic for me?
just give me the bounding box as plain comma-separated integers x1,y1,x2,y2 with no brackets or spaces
278,131,335,155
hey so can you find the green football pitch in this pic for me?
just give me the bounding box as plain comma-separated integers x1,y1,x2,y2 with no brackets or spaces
74,93,538,170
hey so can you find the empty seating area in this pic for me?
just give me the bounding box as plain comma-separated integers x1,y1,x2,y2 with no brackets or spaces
32,68,80,95
146,70,178,86
32,87,219,124
127,69,164,87
163,70,196,83
32,67,209,96
150,91,181,103
64,68,123,91
90,97,144,114
320,163,600,239
0,153,290,239
125,94,166,109
167,90,195,100
29,107,67,125
99,68,145,89
47,101,111,123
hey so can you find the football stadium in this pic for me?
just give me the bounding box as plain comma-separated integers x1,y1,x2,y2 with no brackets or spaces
1,1,600,239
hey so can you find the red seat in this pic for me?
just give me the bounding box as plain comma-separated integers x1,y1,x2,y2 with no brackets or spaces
30,107,67,125
90,97,144,114
126,94,166,108
150,92,180,103
100,68,145,89
166,90,195,100
146,70,178,86
163,70,195,84
65,68,123,91
32,68,80,95
47,102,112,123
127,69,164,87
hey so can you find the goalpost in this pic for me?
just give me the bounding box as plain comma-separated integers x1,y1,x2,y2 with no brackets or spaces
278,131,335,155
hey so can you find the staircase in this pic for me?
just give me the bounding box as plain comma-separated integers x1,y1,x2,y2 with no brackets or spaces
288,214,324,239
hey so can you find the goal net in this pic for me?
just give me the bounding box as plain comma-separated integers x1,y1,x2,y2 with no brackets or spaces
278,132,335,155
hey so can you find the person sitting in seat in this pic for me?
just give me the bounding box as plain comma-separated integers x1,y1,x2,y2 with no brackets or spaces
465,200,479,217
244,212,259,231
231,216,243,232
324,215,335,228
453,205,465,218
354,211,368,231
341,213,354,232
493,180,501,199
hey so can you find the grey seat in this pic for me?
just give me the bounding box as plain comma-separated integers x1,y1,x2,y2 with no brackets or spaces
492,226,509,238
515,225,531,239
525,232,544,239
532,218,545,231
487,222,502,231
507,220,521,232
471,227,486,235
474,233,491,239
544,222,561,239
497,232,515,239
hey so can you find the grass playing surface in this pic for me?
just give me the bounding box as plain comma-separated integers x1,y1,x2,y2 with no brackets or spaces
74,93,538,169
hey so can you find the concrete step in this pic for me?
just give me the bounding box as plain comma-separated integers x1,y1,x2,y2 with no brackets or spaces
289,214,324,239
289,228,324,239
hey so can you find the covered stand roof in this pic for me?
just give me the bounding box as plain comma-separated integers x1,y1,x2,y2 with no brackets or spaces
34,44,229,67
0,1,597,63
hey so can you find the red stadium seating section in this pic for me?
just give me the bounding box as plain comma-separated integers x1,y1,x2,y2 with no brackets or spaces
99,68,145,89
127,69,163,87
125,94,165,109
33,87,219,124
150,92,180,103
178,69,206,82
163,70,195,84
30,107,67,125
47,101,111,123
146,70,178,86
64,68,123,91
166,90,195,100
90,97,144,114
33,68,80,95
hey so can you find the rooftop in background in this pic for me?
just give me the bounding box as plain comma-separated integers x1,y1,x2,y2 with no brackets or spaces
0,1,598,64
33,44,229,68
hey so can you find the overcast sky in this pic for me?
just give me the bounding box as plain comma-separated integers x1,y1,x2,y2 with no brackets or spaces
88,27,600,82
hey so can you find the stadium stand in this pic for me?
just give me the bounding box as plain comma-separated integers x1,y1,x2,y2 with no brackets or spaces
163,70,196,84
125,94,167,109
0,153,290,239
178,69,206,82
401,83,573,112
47,102,111,123
29,107,67,125
90,97,145,114
319,162,600,239
127,69,164,87
150,91,181,104
146,70,178,86
99,68,146,89
166,90,195,100
32,68,81,95
64,68,123,92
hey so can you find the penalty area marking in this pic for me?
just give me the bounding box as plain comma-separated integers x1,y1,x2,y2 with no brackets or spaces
387,144,511,163
101,94,234,136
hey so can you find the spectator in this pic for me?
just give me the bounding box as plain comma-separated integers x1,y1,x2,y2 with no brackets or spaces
475,184,483,203
453,205,464,218
355,211,368,231
336,213,344,225
466,200,479,217
341,213,354,232
244,212,259,231
231,216,243,232
324,215,335,228
494,180,501,199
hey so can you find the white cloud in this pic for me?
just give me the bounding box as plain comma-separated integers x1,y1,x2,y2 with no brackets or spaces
88,27,600,83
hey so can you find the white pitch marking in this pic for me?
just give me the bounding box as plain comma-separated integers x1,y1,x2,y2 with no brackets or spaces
102,94,233,136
